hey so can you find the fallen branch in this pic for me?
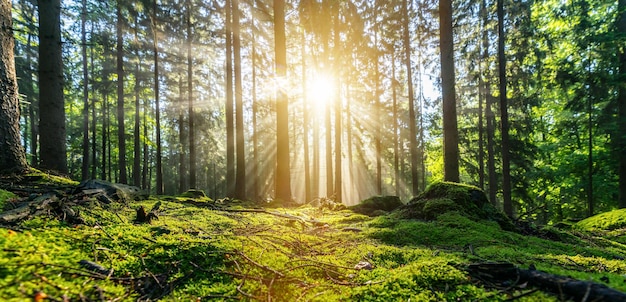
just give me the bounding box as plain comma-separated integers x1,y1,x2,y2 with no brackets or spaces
468,262,626,301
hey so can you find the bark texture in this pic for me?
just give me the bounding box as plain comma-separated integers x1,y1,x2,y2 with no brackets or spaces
0,0,27,172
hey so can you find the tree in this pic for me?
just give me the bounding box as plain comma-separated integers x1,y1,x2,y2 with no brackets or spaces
439,0,459,182
81,0,90,180
186,0,196,189
403,0,419,195
233,0,246,200
0,0,28,172
498,0,512,216
38,0,67,174
225,0,235,197
151,0,163,194
274,0,291,202
116,0,128,184
619,0,626,208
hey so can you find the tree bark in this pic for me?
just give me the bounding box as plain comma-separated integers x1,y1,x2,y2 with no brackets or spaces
81,0,90,181
225,0,235,197
440,0,459,182
186,0,196,189
38,0,67,174
333,5,342,203
498,0,512,216
403,0,419,195
0,0,28,172
116,1,127,184
151,0,163,195
233,0,246,200
274,0,292,202
617,0,626,208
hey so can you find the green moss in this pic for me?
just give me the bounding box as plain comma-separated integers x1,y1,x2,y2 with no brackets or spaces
397,181,514,231
0,189,17,210
23,168,79,186
575,208,626,231
2,190,626,300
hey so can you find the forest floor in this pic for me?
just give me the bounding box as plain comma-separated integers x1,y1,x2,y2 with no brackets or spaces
1,170,626,301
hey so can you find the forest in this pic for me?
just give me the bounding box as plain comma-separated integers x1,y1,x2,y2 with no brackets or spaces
3,0,626,222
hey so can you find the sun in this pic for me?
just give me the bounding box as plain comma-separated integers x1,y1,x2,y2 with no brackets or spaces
306,73,336,112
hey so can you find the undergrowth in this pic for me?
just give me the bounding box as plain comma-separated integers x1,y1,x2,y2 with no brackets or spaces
1,197,626,301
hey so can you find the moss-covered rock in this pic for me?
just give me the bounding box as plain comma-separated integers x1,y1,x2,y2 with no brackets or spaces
574,208,626,232
180,189,209,200
396,181,515,231
0,189,17,210
350,195,404,216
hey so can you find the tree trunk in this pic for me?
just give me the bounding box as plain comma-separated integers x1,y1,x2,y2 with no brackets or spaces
274,0,292,202
233,0,246,200
133,20,141,187
0,0,28,172
482,0,497,206
225,0,235,197
374,32,382,195
38,0,67,174
151,0,163,195
186,0,196,189
618,0,626,208
252,23,259,200
81,0,90,181
302,32,311,203
403,0,419,195
498,0,512,216
333,6,342,203
440,0,459,182
116,1,127,184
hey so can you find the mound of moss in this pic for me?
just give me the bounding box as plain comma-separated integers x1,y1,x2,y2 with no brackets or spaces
574,208,626,231
0,189,16,210
396,181,515,231
350,196,404,216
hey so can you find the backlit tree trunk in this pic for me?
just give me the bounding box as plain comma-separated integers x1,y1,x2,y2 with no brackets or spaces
439,0,460,182
116,1,127,184
498,0,512,216
233,0,246,200
274,0,292,202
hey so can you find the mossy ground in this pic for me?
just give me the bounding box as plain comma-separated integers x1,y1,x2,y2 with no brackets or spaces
1,180,626,300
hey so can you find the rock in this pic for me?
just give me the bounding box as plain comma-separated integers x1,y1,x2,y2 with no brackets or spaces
354,261,373,270
75,179,147,202
349,196,404,216
397,182,515,231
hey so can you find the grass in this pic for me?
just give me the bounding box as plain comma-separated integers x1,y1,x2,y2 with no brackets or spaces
1,181,626,300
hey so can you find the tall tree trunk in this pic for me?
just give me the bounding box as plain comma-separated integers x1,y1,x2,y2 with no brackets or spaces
403,0,419,195
186,0,196,189
392,55,400,196
252,24,259,200
482,0,497,206
374,33,382,195
498,0,512,216
225,0,235,197
618,0,626,208
178,77,187,193
133,21,141,187
0,0,28,172
151,0,163,194
274,0,292,202
27,33,38,166
302,32,311,203
333,6,342,203
116,1,127,184
81,0,90,180
233,0,246,200
90,38,97,179
440,0,460,182
101,92,108,181
38,0,67,174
